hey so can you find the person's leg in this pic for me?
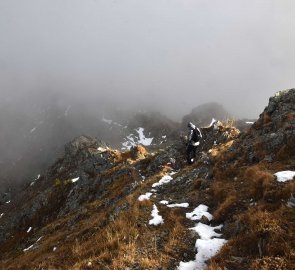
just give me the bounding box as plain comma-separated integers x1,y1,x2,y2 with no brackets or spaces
187,145,195,164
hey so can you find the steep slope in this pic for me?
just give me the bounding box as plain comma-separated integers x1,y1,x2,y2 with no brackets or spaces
207,89,295,269
0,97,178,200
0,120,239,269
0,89,294,270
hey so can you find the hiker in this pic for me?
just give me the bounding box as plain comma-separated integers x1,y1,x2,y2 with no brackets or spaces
186,122,202,164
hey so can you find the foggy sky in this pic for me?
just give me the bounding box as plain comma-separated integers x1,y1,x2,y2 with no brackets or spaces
1,0,295,119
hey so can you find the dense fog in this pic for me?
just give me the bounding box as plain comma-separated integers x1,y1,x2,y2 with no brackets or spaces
1,0,295,193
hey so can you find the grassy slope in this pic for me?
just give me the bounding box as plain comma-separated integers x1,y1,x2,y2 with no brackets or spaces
1,127,294,270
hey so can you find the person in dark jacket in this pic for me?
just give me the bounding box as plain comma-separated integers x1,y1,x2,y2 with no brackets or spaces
186,122,202,164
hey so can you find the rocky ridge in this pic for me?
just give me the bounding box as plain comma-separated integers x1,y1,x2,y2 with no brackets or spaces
0,89,294,269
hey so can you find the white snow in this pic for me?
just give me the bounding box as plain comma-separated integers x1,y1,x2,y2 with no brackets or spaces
246,121,254,124
30,174,41,186
152,175,173,187
138,192,153,201
27,227,32,233
122,128,154,149
274,171,295,182
193,238,227,269
186,204,213,221
0,213,4,218
97,147,108,152
53,247,57,252
178,260,199,270
23,245,34,252
36,236,43,242
71,177,80,183
190,223,222,240
30,127,36,133
167,203,189,208
178,205,227,270
136,127,153,146
149,204,164,226
159,200,169,205
208,118,217,127
5,200,10,204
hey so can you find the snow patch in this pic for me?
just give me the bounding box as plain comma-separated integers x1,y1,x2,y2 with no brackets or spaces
193,238,227,269
71,177,80,183
274,171,295,182
208,118,217,127
97,147,108,153
152,175,173,187
149,204,164,226
30,174,41,186
5,200,10,204
246,121,254,124
190,223,222,240
159,200,169,205
186,204,213,221
137,127,153,146
36,236,43,242
23,245,34,252
27,227,32,233
122,127,154,149
167,203,189,208
138,192,153,201
0,213,4,218
178,205,227,270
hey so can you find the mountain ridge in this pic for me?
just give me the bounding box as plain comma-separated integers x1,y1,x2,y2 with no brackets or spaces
0,89,294,269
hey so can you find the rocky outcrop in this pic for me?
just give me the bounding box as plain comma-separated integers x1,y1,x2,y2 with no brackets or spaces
245,89,295,162
0,136,129,249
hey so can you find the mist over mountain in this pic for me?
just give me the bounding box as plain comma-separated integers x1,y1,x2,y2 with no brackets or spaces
0,89,294,269
0,87,241,195
1,0,295,193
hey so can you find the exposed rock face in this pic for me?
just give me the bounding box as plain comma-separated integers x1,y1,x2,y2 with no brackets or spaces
0,136,133,247
246,89,295,161
126,112,180,146
1,90,295,270
210,89,295,165
200,120,240,151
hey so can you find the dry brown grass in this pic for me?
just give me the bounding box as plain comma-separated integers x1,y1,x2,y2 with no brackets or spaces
244,166,275,200
250,256,287,270
255,112,272,128
213,193,237,222
286,111,295,122
276,134,295,160
210,181,235,203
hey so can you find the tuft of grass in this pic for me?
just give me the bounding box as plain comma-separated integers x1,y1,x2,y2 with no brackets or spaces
250,256,287,270
244,166,275,200
213,193,237,222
